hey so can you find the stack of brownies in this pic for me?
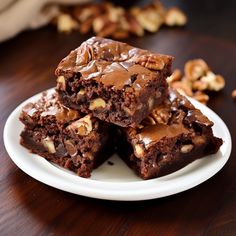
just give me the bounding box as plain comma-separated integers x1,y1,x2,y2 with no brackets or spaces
20,37,223,179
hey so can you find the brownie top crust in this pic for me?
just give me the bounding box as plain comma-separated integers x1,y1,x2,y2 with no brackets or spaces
128,89,214,148
55,37,173,90
138,123,190,146
20,92,81,126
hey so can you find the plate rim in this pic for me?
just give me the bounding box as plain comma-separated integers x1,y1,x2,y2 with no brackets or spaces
3,88,232,201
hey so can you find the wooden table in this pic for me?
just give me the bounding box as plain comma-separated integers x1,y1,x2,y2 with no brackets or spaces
1,1,236,235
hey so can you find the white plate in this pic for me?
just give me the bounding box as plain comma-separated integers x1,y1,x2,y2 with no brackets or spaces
3,89,232,201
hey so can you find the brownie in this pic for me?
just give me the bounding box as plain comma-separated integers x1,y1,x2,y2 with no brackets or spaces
55,36,173,127
19,91,113,178
117,89,223,179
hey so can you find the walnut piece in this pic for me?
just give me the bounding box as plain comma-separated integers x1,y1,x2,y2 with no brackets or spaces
56,105,79,123
165,7,187,26
167,69,182,84
42,137,56,153
64,140,77,157
134,144,144,158
180,144,194,153
151,107,171,125
108,6,125,23
135,8,164,32
56,13,79,33
67,115,92,136
57,76,66,90
201,72,225,91
192,80,208,91
92,14,118,38
77,8,94,21
142,105,171,126
78,89,85,95
192,136,206,146
89,98,106,110
170,80,193,97
75,5,101,22
185,59,209,81
93,15,106,33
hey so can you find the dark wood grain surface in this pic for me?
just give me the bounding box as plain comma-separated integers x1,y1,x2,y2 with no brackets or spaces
1,1,236,235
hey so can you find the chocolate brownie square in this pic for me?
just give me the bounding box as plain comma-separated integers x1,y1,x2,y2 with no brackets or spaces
55,37,173,127
20,91,113,178
117,89,223,179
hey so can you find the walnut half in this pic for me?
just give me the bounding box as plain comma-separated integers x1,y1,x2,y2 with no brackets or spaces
134,54,165,70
